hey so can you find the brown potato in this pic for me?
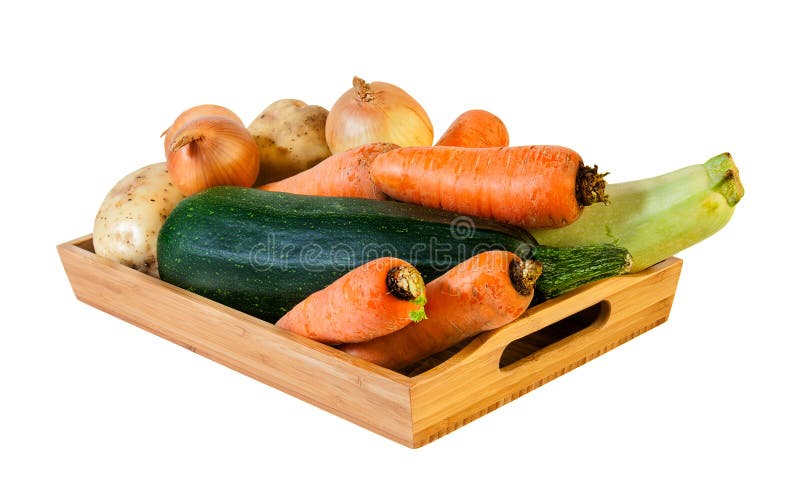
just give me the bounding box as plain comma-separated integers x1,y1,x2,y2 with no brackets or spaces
248,99,331,185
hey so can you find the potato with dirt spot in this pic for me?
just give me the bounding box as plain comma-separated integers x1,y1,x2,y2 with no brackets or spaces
93,163,185,277
248,99,331,185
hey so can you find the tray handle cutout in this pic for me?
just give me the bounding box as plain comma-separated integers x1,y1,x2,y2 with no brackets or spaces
497,300,611,371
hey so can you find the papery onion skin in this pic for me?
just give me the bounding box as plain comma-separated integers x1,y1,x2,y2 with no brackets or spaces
166,116,260,196
162,104,243,153
325,76,434,154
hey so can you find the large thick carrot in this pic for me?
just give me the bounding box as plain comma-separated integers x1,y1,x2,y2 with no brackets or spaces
340,251,542,371
258,142,397,199
435,109,510,148
370,145,608,228
275,257,426,345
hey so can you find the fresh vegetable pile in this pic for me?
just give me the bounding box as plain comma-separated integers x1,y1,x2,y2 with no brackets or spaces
92,75,744,372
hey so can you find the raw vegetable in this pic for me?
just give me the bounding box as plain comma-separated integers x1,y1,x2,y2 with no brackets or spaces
258,142,397,199
162,104,243,154
93,162,184,277
370,145,608,228
248,99,332,185
435,109,509,148
275,257,426,344
531,153,744,272
326,76,433,154
533,244,633,300
157,187,631,322
341,251,542,370
165,109,260,195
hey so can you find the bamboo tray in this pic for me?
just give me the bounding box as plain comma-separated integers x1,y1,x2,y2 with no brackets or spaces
58,234,683,448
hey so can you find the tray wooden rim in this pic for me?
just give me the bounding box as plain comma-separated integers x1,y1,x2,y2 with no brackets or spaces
58,233,683,448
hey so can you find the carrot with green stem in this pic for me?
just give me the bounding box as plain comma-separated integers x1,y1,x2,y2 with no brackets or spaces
259,142,397,199
340,251,542,371
370,145,608,228
275,257,426,345
435,109,510,148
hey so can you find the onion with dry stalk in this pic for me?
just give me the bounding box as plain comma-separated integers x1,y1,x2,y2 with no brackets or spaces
162,104,243,153
165,113,260,196
325,76,434,154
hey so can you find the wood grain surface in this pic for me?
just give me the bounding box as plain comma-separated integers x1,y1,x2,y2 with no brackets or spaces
59,234,682,448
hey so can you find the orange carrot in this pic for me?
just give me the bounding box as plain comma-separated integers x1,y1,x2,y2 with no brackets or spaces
258,142,397,199
275,257,426,345
370,145,608,228
340,251,542,371
435,109,510,148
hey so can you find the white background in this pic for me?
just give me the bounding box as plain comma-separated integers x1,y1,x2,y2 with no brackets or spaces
3,1,798,484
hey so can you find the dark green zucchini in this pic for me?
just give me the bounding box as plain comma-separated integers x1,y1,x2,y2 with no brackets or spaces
533,244,633,302
158,187,631,322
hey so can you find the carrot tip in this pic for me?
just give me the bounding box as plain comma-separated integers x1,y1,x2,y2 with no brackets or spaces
576,163,610,207
386,265,425,301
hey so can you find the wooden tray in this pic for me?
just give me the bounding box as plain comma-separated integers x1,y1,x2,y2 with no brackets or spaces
58,234,683,448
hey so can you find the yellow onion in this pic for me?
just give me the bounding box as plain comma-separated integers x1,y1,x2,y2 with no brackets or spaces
166,115,260,196
325,76,433,154
162,104,243,153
